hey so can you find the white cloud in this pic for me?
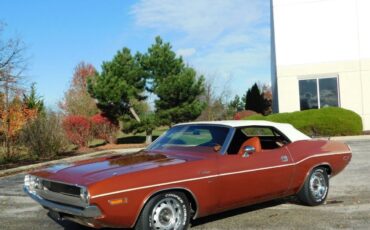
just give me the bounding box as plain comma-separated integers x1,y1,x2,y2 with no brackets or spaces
131,0,271,97
176,48,196,58
193,46,270,74
132,0,268,42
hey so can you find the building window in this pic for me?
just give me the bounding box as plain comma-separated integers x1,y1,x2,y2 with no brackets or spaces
299,77,339,110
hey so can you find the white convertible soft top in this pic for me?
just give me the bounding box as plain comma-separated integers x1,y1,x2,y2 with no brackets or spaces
176,120,311,142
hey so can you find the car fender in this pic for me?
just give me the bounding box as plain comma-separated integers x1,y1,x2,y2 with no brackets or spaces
296,162,332,193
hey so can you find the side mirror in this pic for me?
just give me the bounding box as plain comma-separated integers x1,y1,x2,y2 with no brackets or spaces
242,145,256,158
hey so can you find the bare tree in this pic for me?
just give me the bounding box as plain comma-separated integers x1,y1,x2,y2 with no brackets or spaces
0,23,27,78
197,77,232,121
0,22,27,159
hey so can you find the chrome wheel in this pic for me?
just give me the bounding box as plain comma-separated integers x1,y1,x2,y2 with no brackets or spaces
297,167,329,206
309,170,328,201
150,197,184,230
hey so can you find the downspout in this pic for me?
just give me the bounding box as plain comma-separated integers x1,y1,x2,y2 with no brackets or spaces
270,0,279,113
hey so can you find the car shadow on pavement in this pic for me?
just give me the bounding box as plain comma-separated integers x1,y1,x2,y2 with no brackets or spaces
47,212,126,230
191,197,298,228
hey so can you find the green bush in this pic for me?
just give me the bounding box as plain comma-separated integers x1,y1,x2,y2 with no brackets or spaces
245,107,363,136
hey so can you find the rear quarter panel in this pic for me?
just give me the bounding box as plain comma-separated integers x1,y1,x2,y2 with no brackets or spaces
286,140,351,194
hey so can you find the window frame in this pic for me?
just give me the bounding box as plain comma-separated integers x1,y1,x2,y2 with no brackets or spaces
147,124,234,155
298,75,341,110
225,125,292,155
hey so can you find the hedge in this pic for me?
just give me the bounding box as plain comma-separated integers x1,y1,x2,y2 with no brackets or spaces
245,107,363,137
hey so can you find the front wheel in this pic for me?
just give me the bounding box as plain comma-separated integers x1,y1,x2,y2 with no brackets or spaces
135,191,191,230
297,167,329,206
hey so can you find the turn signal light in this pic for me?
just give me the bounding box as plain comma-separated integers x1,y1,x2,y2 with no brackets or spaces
108,198,127,205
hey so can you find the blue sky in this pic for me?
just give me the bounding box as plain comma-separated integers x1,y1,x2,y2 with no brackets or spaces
0,0,271,108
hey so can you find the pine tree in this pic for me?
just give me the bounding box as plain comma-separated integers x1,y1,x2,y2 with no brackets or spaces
23,83,44,114
142,37,205,126
245,83,265,114
88,48,147,122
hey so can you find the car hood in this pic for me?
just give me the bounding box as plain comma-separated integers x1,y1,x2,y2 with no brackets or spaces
32,150,201,185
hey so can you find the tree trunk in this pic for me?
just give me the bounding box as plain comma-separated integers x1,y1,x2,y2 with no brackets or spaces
4,79,11,158
145,130,153,145
129,107,141,122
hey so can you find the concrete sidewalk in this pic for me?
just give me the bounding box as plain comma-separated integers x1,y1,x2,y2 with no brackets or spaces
315,135,370,141
0,147,143,178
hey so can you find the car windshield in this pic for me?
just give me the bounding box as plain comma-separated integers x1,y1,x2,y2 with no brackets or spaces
148,125,230,152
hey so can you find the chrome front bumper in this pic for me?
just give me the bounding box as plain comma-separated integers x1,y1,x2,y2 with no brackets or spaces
24,186,102,218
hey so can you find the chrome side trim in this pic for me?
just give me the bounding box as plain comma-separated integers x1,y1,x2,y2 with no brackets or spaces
91,151,350,199
24,186,102,218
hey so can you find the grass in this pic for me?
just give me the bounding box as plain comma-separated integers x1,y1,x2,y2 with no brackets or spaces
88,139,106,148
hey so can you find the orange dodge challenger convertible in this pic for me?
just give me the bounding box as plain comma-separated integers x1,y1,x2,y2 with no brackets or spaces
24,120,352,229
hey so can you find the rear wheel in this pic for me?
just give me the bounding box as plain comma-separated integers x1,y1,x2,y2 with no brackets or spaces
135,191,190,230
297,167,329,206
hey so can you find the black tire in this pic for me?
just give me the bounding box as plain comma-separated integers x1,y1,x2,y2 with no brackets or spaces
135,191,191,230
297,167,329,206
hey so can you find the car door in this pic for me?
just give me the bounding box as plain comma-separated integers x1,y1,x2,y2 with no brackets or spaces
217,127,294,208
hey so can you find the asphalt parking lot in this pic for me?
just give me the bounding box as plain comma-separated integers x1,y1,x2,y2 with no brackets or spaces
0,140,369,230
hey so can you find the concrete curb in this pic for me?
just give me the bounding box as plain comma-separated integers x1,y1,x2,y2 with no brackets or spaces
315,135,370,141
0,147,143,178
330,135,370,141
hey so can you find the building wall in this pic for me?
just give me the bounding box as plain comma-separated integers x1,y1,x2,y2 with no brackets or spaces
273,0,370,130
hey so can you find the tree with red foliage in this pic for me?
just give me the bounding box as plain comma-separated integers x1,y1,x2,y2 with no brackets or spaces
62,115,91,148
60,62,99,117
91,113,118,144
0,95,38,137
234,113,241,120
233,110,258,120
72,62,96,90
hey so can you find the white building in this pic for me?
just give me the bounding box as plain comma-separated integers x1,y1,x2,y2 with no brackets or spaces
272,0,370,130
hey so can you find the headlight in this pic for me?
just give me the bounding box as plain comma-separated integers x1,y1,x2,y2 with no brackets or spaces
24,175,42,192
34,177,43,189
24,174,36,191
80,187,90,205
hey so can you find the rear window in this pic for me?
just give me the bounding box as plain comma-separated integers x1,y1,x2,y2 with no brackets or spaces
242,127,277,137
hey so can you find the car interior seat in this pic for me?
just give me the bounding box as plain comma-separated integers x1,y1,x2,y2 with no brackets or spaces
238,136,262,155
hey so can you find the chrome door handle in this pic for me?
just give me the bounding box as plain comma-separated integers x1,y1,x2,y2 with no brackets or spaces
281,155,289,162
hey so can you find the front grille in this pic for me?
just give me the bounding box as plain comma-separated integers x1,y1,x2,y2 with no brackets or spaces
42,180,81,197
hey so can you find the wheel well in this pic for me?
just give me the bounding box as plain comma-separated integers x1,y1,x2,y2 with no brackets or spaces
172,189,198,217
144,188,198,217
317,164,332,176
